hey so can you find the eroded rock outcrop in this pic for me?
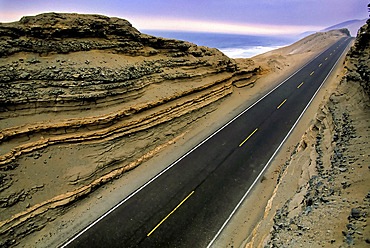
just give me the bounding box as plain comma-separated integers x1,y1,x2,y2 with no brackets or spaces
0,13,264,247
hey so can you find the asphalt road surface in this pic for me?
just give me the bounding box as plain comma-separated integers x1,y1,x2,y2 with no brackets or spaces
62,36,353,248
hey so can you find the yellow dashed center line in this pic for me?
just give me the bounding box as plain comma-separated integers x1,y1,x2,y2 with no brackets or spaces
239,128,258,147
277,99,287,109
145,40,350,238
147,191,195,237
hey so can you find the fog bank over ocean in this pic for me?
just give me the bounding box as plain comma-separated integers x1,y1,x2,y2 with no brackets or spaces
142,30,298,58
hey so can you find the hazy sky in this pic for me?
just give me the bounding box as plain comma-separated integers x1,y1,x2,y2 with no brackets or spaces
0,0,368,35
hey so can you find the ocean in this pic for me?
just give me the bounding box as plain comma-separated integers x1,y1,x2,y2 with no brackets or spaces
142,30,298,58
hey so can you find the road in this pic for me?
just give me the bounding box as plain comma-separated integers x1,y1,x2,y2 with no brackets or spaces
62,36,353,248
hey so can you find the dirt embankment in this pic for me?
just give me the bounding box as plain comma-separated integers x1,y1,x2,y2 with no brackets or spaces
243,20,369,248
0,13,351,247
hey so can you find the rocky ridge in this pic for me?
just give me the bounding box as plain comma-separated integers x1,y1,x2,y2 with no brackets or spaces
0,13,238,113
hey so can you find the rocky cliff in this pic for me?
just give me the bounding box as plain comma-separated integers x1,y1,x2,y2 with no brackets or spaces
0,13,264,247
0,13,239,113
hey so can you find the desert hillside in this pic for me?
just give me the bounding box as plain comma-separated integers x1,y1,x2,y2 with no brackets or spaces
0,13,351,247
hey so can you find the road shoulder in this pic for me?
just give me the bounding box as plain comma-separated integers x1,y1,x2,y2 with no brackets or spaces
214,37,368,248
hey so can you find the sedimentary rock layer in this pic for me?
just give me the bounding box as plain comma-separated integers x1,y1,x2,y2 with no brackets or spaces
0,13,263,247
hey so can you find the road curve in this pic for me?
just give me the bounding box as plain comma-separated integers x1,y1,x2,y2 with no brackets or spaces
61,36,353,248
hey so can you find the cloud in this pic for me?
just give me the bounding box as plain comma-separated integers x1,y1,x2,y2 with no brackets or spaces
0,11,29,22
129,16,324,35
1,10,324,36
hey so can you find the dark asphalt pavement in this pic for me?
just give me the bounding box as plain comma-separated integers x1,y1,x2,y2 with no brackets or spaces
62,37,352,248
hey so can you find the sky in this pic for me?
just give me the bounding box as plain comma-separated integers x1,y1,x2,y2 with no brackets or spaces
0,0,368,36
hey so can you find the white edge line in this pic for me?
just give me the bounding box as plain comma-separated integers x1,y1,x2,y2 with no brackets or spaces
60,38,348,248
206,38,351,248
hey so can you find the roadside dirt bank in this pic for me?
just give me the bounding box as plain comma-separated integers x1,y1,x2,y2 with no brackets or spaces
217,21,369,248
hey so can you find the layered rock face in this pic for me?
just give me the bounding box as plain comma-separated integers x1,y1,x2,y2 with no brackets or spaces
0,13,239,115
0,13,262,247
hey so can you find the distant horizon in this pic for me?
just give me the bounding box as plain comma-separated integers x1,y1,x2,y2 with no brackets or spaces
2,12,366,35
142,30,298,58
0,0,367,36
1,11,364,58
0,11,324,36
1,11,367,38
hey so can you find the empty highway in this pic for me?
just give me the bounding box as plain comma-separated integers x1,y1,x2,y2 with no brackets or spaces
62,36,353,248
